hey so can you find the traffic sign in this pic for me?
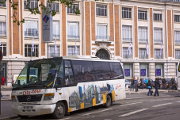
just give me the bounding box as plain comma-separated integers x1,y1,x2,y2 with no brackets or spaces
0,50,3,61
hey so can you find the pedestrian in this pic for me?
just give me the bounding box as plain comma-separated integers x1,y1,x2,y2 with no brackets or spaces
147,80,152,96
134,78,139,92
154,78,160,96
1,76,5,85
130,79,135,91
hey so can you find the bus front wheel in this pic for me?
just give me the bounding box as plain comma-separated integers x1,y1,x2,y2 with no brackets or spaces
52,102,66,119
104,94,112,108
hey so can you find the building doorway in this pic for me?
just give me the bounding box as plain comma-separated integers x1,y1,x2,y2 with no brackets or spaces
96,49,110,60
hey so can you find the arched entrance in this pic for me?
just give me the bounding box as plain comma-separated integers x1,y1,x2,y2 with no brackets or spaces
95,49,110,60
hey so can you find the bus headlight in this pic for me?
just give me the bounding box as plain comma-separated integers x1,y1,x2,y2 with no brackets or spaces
44,93,54,100
11,95,17,102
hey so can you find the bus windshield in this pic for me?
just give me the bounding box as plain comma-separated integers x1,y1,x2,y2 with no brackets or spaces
13,58,61,90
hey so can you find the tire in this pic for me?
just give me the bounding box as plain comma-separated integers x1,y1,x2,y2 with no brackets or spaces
52,102,66,119
104,94,112,108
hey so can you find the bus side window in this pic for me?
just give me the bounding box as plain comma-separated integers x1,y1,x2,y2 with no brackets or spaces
72,60,95,82
110,62,124,79
64,60,75,86
56,62,64,87
93,61,111,81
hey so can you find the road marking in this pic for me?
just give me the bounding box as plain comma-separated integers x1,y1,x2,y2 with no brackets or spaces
176,101,180,103
81,108,112,116
120,102,142,106
120,108,148,117
152,103,172,108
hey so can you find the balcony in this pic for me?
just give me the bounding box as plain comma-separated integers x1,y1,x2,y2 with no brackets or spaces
95,36,111,44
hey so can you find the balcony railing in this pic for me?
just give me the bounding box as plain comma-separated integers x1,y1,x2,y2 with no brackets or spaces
95,36,111,43
68,35,80,39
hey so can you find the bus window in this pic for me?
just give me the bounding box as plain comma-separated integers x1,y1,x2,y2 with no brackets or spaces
56,62,65,87
93,61,111,81
72,60,95,82
110,62,124,79
64,60,75,86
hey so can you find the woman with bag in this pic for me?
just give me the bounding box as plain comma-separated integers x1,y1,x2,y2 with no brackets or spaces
147,80,152,96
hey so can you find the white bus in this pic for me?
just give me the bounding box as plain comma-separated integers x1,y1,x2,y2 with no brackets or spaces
12,56,126,119
177,63,180,90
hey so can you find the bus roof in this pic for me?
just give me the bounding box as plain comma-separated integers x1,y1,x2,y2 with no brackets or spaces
61,56,120,62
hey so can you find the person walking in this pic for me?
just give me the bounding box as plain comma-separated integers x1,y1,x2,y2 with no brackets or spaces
154,79,160,96
147,80,152,96
134,79,138,92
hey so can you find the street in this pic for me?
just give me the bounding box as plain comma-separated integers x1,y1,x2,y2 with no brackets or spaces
5,90,180,120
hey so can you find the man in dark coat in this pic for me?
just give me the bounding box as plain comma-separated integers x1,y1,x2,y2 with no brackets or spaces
154,79,160,96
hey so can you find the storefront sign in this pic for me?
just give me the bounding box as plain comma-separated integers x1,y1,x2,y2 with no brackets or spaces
124,69,130,77
155,69,161,76
140,69,146,76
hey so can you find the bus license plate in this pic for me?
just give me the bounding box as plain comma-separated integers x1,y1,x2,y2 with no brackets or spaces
23,106,33,111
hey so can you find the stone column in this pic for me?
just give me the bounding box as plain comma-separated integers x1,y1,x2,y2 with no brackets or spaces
164,62,176,79
133,63,140,78
149,63,155,80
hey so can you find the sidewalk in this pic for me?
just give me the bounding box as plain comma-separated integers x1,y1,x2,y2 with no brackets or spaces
125,88,179,99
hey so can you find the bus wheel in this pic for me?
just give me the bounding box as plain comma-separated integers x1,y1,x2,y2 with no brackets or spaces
104,94,112,108
52,102,66,119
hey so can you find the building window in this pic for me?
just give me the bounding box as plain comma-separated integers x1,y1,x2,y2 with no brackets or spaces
155,64,164,77
68,46,80,56
48,45,60,57
96,24,108,39
138,10,147,20
0,43,6,56
67,22,79,39
124,64,133,78
175,50,180,59
139,48,148,59
140,64,149,77
24,20,38,38
96,4,107,16
138,27,148,43
154,49,163,59
0,0,6,7
122,25,132,42
0,21,6,36
123,47,132,59
122,7,132,19
174,31,180,44
53,21,60,39
154,28,163,44
67,3,79,14
174,15,180,22
154,13,162,21
25,44,39,57
47,2,59,12
24,0,38,9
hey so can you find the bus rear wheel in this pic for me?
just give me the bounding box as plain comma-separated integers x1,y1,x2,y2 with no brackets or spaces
104,94,112,108
52,102,66,119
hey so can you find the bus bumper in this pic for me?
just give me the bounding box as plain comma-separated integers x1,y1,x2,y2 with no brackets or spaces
12,103,56,116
